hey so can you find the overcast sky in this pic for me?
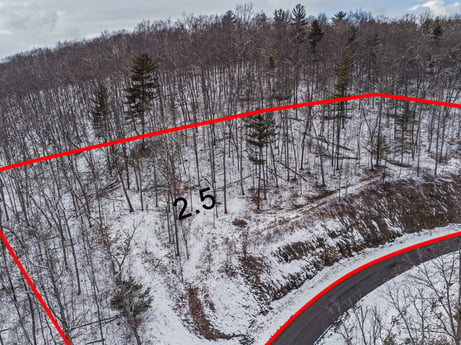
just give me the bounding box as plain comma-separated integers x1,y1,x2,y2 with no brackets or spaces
0,0,460,60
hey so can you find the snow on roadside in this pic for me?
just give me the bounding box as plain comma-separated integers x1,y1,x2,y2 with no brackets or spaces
252,223,461,345
317,246,460,344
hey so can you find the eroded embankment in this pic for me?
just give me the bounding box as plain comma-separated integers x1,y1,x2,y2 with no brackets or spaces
186,175,461,342
243,174,461,307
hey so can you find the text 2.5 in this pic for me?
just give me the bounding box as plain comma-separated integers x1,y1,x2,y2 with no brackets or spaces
173,187,216,220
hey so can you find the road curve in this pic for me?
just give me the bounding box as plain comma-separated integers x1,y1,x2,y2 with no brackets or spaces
268,232,461,345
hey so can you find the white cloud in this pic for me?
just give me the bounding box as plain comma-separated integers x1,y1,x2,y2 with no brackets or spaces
84,32,100,40
410,0,461,16
0,2,58,31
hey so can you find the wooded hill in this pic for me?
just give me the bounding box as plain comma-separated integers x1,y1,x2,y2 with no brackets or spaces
0,4,460,345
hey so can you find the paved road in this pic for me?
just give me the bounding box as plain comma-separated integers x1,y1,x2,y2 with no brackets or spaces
270,236,461,345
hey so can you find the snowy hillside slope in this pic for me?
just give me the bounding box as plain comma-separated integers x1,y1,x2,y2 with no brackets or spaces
0,8,460,345
1,101,461,344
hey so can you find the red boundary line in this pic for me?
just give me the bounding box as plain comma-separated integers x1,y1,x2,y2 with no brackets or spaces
0,228,72,345
0,93,459,345
1,92,460,174
265,231,461,345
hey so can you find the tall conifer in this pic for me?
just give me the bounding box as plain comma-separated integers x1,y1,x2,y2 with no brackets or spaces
246,114,277,209
125,53,158,143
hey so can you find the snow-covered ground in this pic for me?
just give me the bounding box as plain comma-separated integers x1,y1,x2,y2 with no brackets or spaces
1,91,461,345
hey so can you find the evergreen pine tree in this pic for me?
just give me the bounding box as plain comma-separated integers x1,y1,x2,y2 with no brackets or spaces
432,20,444,39
422,16,444,39
394,104,414,163
246,113,277,209
332,11,347,24
383,335,397,345
334,49,353,169
253,11,268,25
308,19,324,54
290,4,308,44
111,276,152,345
334,48,353,121
90,82,110,139
125,53,158,143
273,8,289,24
222,10,237,26
374,134,390,166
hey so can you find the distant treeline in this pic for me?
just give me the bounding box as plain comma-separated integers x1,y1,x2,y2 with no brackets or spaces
0,4,460,98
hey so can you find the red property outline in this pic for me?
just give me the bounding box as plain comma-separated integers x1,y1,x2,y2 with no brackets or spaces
1,92,461,173
0,92,459,345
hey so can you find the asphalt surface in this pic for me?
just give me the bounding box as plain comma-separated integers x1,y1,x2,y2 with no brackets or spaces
270,236,461,345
